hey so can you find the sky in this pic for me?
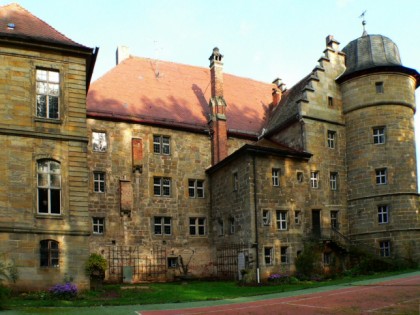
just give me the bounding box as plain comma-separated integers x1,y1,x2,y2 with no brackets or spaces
6,0,420,188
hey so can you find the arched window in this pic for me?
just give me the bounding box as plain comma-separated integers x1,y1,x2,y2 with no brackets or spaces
37,160,61,214
40,240,59,267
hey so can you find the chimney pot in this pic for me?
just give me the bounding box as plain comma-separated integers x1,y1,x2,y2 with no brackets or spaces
116,45,130,65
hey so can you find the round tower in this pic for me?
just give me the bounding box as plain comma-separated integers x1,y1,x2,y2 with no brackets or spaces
337,33,420,262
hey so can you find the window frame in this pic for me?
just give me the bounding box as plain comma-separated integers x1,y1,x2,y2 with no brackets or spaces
37,159,61,215
40,239,59,267
379,240,391,257
330,210,339,230
310,171,319,189
330,172,338,191
92,131,107,152
93,172,106,193
276,210,288,230
375,81,384,94
189,217,206,236
378,205,389,224
327,130,336,149
373,127,385,145
272,168,280,187
375,168,387,185
92,217,105,234
167,257,178,268
262,210,271,226
294,210,301,225
154,216,172,235
188,179,205,198
153,135,170,155
229,217,235,234
264,247,274,265
280,246,288,264
36,69,60,120
153,177,171,197
233,172,238,191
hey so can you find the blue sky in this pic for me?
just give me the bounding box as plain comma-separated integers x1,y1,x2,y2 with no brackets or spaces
8,0,420,187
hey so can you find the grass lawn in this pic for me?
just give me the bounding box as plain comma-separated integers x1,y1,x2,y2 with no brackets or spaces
4,269,418,310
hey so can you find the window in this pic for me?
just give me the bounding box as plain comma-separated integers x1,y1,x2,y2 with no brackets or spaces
294,211,301,225
92,217,105,234
375,81,384,94
272,168,280,186
189,217,206,236
276,210,288,230
262,210,271,226
327,131,336,149
92,132,107,152
264,247,273,265
93,172,105,193
153,177,171,196
323,252,331,265
330,172,338,191
280,246,288,264
154,217,171,235
188,179,204,198
373,127,385,144
40,240,59,267
375,168,387,185
328,96,333,107
233,172,238,191
330,211,339,229
378,205,389,224
167,257,178,268
37,160,61,215
310,171,319,188
229,217,235,234
218,219,224,236
379,240,391,257
153,135,170,155
36,69,59,119
297,172,304,183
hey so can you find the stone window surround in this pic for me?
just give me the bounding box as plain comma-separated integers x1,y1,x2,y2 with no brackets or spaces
379,240,391,257
92,217,105,234
327,130,336,149
373,126,386,144
154,216,172,235
35,68,60,120
153,134,171,155
310,171,319,188
276,210,288,230
264,246,274,265
93,171,106,193
92,131,108,152
378,205,389,224
188,179,205,198
189,217,206,236
272,168,280,187
375,168,387,185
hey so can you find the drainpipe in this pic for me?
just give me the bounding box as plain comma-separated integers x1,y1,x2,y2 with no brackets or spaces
252,154,260,284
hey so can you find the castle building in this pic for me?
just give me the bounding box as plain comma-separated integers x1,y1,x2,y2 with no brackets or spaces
0,3,418,289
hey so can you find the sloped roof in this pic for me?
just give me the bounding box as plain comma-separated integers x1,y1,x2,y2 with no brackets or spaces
87,56,274,136
0,3,87,49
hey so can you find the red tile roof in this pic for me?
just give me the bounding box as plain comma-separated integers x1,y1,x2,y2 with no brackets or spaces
0,3,87,48
87,56,274,136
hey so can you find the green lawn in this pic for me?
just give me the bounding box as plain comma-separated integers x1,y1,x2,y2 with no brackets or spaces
5,269,417,310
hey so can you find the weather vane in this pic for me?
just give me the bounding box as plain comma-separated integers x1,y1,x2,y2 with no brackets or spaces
359,10,367,36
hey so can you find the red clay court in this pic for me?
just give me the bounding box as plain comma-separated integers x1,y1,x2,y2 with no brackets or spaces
137,274,420,315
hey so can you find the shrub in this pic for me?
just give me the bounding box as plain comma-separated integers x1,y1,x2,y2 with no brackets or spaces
49,282,78,300
85,253,107,279
268,273,290,284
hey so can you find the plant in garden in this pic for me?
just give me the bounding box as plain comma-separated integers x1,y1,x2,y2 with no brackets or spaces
85,253,107,279
49,282,78,300
268,273,290,284
0,255,18,310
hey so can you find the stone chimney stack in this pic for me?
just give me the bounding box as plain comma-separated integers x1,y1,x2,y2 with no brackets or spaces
271,78,285,106
208,47,228,165
116,45,130,65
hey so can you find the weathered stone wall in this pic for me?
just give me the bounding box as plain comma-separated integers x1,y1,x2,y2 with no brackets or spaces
0,43,90,290
87,119,216,278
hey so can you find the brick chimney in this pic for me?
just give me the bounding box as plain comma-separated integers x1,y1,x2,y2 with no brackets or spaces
271,78,286,107
208,47,228,165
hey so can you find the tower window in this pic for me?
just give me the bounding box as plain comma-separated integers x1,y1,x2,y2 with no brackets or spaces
378,205,389,224
310,171,319,188
375,82,384,94
330,172,338,190
379,240,391,257
375,168,387,185
272,168,280,186
327,130,336,149
328,96,333,107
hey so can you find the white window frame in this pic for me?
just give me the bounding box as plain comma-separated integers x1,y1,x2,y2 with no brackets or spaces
93,172,105,193
276,210,288,230
330,172,338,191
92,217,105,234
153,135,170,155
264,247,273,265
310,171,319,188
37,159,61,215
262,210,271,226
153,177,171,196
373,127,385,144
380,240,391,257
272,168,280,187
36,69,60,119
378,205,389,224
327,130,336,149
188,179,204,198
375,168,387,185
154,216,172,235
189,217,206,236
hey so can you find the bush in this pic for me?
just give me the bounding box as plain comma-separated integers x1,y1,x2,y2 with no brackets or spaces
49,282,78,300
268,273,290,284
85,253,107,279
295,242,322,279
0,284,11,310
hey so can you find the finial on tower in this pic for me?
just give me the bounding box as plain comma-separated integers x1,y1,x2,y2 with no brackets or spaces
359,10,367,36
